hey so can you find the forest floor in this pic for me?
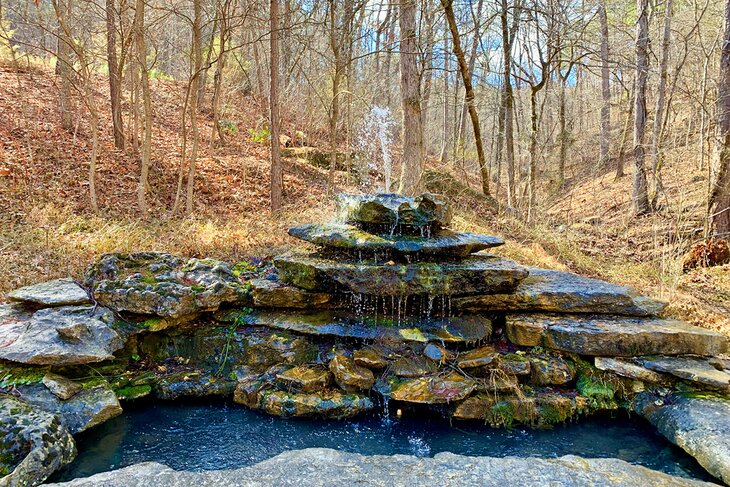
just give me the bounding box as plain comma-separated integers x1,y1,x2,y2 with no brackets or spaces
1,63,728,336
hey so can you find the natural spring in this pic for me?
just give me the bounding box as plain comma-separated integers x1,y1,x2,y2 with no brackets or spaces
1,192,729,486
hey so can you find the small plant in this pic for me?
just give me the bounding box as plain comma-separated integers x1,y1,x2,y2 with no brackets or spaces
248,126,270,144
219,120,238,134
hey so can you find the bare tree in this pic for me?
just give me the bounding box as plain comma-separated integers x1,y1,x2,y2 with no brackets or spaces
598,0,610,168
106,0,124,149
270,0,283,211
649,0,672,207
632,0,651,215
710,0,730,235
398,0,424,195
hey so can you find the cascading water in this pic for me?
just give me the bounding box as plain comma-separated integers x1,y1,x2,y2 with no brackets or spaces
357,107,395,192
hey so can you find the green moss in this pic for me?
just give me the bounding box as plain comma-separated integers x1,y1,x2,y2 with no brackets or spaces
489,400,516,427
0,364,48,388
115,384,152,400
232,261,259,277
139,275,157,284
577,375,615,401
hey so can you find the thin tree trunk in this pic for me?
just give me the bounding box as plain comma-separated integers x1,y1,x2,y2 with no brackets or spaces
439,29,450,164
442,0,489,197
134,0,151,213
632,0,651,215
270,0,283,211
186,0,203,214
106,0,124,149
398,0,423,195
57,0,74,131
649,0,672,207
501,0,518,207
598,0,610,168
709,0,730,235
210,0,229,148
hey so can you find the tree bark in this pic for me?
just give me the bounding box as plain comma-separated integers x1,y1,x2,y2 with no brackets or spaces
186,0,203,214
106,0,124,149
649,0,672,207
710,0,730,235
500,0,518,208
270,0,283,211
56,0,74,131
632,0,651,215
397,0,423,195
134,0,152,214
442,0,490,197
598,0,610,168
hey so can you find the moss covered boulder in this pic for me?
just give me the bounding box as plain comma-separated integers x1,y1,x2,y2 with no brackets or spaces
328,355,374,392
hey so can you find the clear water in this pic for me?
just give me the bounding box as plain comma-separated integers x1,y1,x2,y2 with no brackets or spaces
51,401,714,483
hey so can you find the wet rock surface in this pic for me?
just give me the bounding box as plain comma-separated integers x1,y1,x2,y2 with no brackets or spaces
506,313,728,357
0,395,76,486
454,268,667,316
637,356,730,392
635,393,730,484
0,305,123,365
8,278,90,307
274,252,529,296
250,278,331,309
337,192,452,230
85,252,250,318
44,448,715,487
328,355,374,392
288,223,504,258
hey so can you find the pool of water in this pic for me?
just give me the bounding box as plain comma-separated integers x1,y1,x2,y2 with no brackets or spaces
51,401,713,483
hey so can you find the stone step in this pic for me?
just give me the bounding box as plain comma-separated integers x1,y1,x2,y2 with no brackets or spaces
506,313,728,357
454,268,666,317
218,309,492,343
274,252,528,296
288,223,504,258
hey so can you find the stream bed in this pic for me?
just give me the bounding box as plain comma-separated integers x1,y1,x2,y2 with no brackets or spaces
50,400,714,483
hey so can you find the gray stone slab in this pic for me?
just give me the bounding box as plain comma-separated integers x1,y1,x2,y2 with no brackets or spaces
8,278,90,307
454,268,666,316
506,313,728,357
638,356,730,392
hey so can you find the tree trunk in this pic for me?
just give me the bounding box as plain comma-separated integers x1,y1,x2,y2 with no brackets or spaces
270,0,283,211
186,0,203,214
649,0,672,207
397,0,423,195
439,29,450,164
558,75,567,189
442,0,489,197
57,0,74,131
500,0,517,208
598,0,610,168
632,0,651,215
710,0,730,235
134,0,152,214
210,0,229,148
106,0,124,149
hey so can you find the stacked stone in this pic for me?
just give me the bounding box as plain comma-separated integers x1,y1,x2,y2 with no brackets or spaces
2,193,730,486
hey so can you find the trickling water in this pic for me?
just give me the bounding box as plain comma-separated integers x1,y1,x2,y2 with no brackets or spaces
357,107,395,191
50,402,714,483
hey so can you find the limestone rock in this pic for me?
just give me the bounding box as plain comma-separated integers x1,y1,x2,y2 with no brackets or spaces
498,354,531,376
328,355,374,392
275,252,528,296
595,357,670,384
0,305,123,366
354,348,388,369
528,355,575,386
638,356,730,391
243,332,317,370
337,192,452,230
506,313,728,357
454,268,667,317
232,309,492,344
0,396,76,487
155,372,235,400
390,372,475,404
423,344,451,364
393,356,432,377
457,346,498,369
635,392,730,484
43,448,715,487
42,373,82,400
85,252,250,318
8,277,90,307
288,223,503,258
250,278,331,309
17,382,122,434
276,366,331,393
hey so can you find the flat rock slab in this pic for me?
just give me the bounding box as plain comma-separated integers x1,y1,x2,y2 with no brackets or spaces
638,356,730,391
17,382,123,434
337,192,452,229
1,395,76,487
0,305,124,365
635,393,730,484
226,309,492,343
274,252,528,296
46,448,714,487
250,278,332,309
506,313,728,357
454,268,666,316
288,223,503,258
8,278,90,307
85,252,250,318
595,357,669,384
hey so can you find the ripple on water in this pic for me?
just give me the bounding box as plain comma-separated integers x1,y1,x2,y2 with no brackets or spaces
51,401,714,483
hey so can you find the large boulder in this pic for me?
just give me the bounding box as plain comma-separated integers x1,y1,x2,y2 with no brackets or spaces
0,395,76,486
44,448,714,487
8,278,90,307
337,192,452,230
16,382,122,434
506,313,728,357
635,392,730,484
85,252,250,318
454,268,666,317
0,305,123,366
274,252,528,296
